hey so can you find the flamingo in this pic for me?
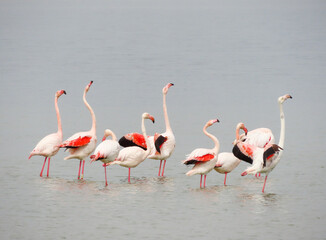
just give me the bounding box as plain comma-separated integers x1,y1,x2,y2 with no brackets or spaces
29,90,66,177
234,94,292,192
119,83,175,177
214,123,247,185
183,119,220,188
110,113,155,183
60,81,97,180
90,129,120,186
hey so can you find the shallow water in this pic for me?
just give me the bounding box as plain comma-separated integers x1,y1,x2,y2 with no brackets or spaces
1,0,326,239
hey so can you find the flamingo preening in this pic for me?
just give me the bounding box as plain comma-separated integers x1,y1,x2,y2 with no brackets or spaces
90,129,120,186
214,123,246,185
233,94,292,192
110,113,155,183
119,83,175,177
29,90,66,177
183,119,220,188
60,81,97,180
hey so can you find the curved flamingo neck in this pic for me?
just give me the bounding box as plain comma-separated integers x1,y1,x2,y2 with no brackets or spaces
203,124,219,153
110,132,117,142
278,102,285,148
83,89,96,134
55,95,62,136
141,116,151,156
163,93,172,133
235,125,241,141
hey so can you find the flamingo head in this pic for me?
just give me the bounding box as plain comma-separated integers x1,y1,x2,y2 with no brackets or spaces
236,122,248,135
56,90,66,98
102,129,113,141
142,112,155,123
85,81,94,93
278,94,292,104
207,118,220,127
162,83,174,95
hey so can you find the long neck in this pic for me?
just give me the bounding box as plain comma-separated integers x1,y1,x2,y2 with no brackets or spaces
142,117,151,156
55,96,62,137
163,93,172,132
278,103,285,148
110,132,117,142
83,90,96,134
203,124,219,154
235,125,241,141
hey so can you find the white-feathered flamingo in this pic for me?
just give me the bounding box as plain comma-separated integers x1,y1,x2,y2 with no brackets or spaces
110,113,155,183
183,119,220,188
119,83,175,177
233,94,292,192
60,81,97,180
214,123,247,185
29,90,66,177
90,129,120,186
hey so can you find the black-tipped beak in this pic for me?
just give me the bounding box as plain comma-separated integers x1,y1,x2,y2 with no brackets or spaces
63,90,67,95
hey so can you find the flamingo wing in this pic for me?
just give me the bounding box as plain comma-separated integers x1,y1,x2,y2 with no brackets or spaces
184,148,215,165
263,144,283,167
60,136,92,148
244,128,275,148
154,133,168,153
232,142,255,164
118,133,147,150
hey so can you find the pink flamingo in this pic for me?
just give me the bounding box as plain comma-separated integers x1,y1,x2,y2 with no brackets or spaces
90,129,120,186
29,90,66,177
183,119,220,188
119,83,175,177
110,113,155,183
214,123,247,185
60,81,97,180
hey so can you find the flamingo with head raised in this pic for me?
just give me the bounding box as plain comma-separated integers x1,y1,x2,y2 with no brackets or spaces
29,89,66,177
60,81,97,180
110,113,155,183
183,119,220,188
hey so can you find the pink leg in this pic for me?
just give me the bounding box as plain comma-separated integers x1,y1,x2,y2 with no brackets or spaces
78,160,82,179
200,175,203,188
81,160,85,179
262,175,268,193
203,175,207,188
40,157,47,177
161,160,166,177
128,168,131,183
104,165,108,186
46,158,51,177
158,160,162,176
224,173,227,186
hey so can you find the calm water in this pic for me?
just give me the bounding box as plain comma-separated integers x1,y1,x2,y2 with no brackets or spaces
1,0,326,239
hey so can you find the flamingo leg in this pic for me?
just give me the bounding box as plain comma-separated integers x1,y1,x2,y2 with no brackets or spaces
128,168,131,183
81,160,85,179
262,175,268,193
46,157,51,177
40,157,47,177
158,160,162,176
200,175,203,188
78,160,82,179
204,175,207,188
104,165,108,186
161,160,166,177
224,173,227,186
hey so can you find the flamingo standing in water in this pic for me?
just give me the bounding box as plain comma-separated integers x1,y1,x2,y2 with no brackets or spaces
214,122,247,185
233,94,292,192
183,119,220,188
111,113,155,183
90,129,120,186
60,81,97,180
29,90,66,177
119,83,175,177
